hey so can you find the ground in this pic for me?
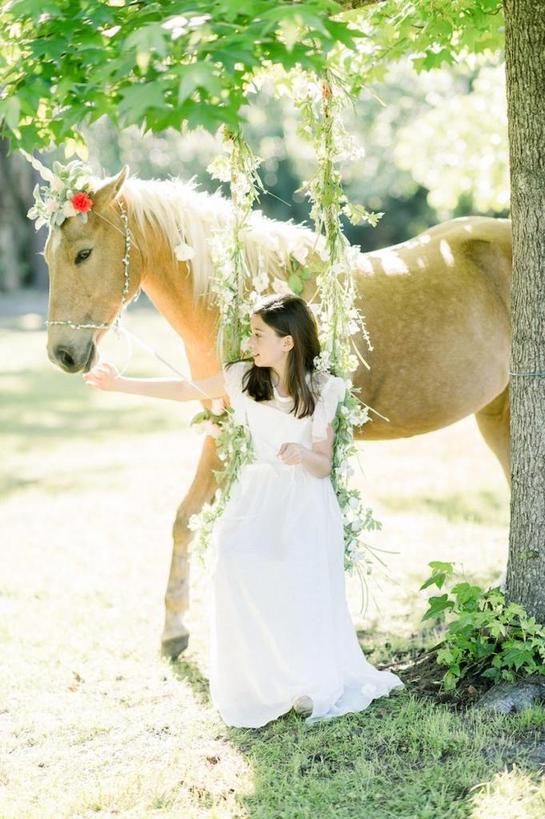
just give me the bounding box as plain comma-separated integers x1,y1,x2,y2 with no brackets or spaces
2,290,545,818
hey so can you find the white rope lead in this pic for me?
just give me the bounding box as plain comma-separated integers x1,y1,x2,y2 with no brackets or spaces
112,323,219,402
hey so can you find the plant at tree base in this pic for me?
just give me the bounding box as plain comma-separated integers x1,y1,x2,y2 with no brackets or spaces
420,561,545,692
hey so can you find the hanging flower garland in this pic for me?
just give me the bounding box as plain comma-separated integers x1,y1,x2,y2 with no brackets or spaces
188,127,263,562
288,67,386,581
189,73,388,595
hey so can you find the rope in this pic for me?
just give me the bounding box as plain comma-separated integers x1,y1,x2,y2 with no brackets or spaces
111,323,219,402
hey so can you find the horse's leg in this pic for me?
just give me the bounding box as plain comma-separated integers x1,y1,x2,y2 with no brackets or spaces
474,384,511,486
161,435,221,659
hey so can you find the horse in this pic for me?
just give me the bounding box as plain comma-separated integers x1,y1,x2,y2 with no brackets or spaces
43,166,512,659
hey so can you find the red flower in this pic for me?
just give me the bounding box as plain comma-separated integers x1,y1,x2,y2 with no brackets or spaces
71,192,94,213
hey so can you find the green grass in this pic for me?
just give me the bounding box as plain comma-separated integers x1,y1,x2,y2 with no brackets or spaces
3,291,544,819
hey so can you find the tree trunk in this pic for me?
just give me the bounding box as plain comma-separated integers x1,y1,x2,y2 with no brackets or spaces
504,1,545,618
0,138,48,290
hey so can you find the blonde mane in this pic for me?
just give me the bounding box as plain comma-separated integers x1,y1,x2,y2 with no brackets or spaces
120,175,329,300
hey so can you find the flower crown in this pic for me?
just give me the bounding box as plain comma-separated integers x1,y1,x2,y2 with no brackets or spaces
20,149,96,230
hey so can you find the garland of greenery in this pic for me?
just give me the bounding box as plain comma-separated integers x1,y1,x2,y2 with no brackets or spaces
293,69,385,578
189,70,391,599
187,127,259,558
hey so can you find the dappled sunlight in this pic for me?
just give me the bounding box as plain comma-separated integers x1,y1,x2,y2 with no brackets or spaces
470,766,545,817
439,238,455,266
0,298,528,818
367,249,410,276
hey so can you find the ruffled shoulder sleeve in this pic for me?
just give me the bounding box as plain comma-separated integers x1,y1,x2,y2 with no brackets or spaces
311,374,347,442
222,360,252,403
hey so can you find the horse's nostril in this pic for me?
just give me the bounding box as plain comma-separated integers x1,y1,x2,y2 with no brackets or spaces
56,346,75,369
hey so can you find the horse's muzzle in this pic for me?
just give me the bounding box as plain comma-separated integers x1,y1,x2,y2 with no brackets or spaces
50,341,96,373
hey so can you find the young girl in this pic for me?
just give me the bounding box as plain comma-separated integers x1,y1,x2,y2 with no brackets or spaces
83,293,404,727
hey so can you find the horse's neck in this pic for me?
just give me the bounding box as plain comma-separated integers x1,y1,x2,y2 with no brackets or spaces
136,227,219,377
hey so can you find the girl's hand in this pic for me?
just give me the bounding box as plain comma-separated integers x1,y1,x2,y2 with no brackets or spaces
278,442,306,465
83,361,121,391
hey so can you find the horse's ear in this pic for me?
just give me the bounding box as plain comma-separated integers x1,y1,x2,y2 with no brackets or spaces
92,165,130,213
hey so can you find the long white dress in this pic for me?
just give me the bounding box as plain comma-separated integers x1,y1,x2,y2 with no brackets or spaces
207,360,404,728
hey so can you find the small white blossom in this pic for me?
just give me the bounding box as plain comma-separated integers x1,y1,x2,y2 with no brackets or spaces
51,176,65,193
290,241,309,266
253,270,269,293
62,200,77,218
174,241,196,261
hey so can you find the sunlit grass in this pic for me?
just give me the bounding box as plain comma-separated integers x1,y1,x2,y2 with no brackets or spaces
3,290,543,819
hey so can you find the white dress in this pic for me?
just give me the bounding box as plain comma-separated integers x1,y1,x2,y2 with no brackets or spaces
207,360,404,728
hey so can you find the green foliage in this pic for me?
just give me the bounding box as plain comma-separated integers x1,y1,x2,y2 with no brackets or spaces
420,561,545,692
342,0,504,86
0,0,360,152
0,0,505,151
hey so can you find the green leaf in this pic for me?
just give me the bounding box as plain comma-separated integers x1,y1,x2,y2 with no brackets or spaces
118,81,165,124
0,96,20,130
177,64,222,106
288,273,304,294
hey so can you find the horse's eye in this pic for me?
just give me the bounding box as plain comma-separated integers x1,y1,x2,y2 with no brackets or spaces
75,248,92,265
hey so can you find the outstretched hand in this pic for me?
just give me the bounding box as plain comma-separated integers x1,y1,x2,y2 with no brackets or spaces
83,361,121,391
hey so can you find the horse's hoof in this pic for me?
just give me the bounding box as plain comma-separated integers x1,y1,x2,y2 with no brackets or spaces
161,633,190,660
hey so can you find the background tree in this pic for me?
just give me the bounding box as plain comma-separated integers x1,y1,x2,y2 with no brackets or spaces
503,0,545,621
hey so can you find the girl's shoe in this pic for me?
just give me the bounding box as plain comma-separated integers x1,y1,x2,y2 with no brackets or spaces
292,695,314,718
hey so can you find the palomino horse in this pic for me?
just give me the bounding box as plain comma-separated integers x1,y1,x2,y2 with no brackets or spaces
44,167,512,659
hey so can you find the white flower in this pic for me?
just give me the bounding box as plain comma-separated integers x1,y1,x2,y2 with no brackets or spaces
202,420,221,438
207,155,231,183
290,241,309,266
174,241,196,261
46,198,60,213
272,276,291,295
63,200,77,218
253,270,269,293
231,176,251,198
51,177,65,193
210,398,226,416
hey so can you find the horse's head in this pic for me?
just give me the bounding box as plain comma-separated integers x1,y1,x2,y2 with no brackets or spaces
44,165,141,373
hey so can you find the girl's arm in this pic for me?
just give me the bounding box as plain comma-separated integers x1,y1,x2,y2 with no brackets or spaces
302,424,334,478
278,424,334,478
82,362,226,402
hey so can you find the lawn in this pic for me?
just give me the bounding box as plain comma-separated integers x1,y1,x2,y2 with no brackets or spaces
3,291,545,819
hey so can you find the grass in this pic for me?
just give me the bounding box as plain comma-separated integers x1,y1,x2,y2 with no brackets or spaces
3,290,544,819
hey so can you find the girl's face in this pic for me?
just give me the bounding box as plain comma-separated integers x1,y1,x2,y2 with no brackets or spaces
248,313,293,369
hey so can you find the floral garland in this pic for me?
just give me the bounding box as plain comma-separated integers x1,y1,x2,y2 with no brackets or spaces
291,68,386,578
187,127,261,561
21,150,95,229
189,81,386,588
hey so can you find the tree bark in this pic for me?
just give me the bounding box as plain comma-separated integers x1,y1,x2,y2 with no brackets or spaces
504,1,545,619
0,138,48,290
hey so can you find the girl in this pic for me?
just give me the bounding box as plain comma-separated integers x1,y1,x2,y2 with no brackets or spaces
83,293,404,727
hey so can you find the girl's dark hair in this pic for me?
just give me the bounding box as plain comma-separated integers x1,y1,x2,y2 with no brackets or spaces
226,293,322,418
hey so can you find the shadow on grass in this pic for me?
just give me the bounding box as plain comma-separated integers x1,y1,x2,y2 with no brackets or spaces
166,647,545,818
1,369,188,448
379,488,509,527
